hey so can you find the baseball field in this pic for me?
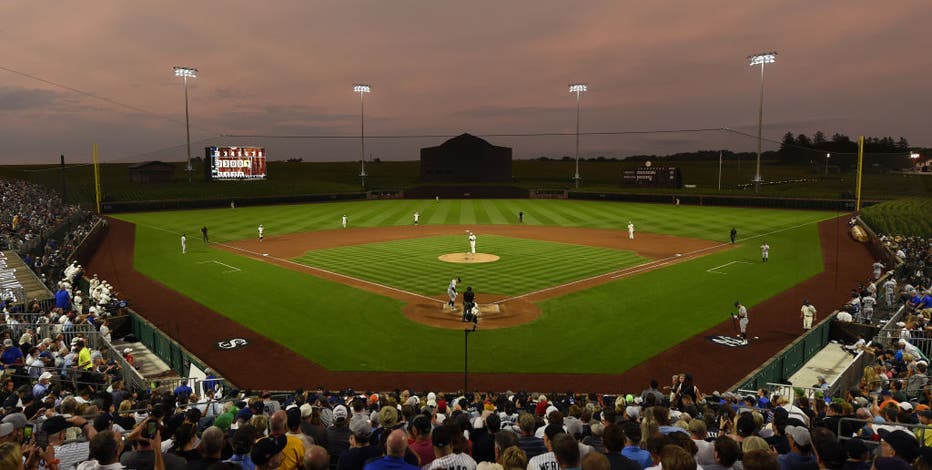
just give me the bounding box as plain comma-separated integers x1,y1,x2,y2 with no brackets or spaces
86,198,876,392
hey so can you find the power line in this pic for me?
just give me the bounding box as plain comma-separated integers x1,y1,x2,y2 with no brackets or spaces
221,127,728,140
21,136,220,173
0,64,223,135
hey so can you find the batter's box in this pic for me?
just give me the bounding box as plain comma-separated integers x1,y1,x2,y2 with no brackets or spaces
479,304,500,314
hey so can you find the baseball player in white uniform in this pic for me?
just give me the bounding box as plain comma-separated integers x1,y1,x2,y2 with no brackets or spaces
447,277,461,311
760,242,770,263
341,215,348,229
861,293,877,323
180,234,187,254
884,277,897,307
258,224,264,242
800,299,817,330
468,231,477,254
413,211,420,225
734,301,749,344
628,221,635,240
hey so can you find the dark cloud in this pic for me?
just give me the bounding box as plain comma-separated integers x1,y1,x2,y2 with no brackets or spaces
0,87,60,111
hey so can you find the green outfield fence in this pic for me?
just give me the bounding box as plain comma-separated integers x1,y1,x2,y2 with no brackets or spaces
570,191,862,211
733,318,832,392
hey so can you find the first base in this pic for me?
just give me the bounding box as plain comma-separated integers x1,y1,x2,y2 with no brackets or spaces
262,253,269,257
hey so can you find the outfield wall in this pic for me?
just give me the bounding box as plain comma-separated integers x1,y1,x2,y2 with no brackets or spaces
570,191,864,211
101,191,368,213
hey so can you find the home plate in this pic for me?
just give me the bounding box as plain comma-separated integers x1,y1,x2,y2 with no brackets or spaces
262,253,269,256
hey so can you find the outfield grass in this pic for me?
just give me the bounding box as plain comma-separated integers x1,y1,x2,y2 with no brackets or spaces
116,199,835,374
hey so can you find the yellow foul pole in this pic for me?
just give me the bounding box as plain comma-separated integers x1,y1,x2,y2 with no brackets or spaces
93,144,102,215
855,136,864,212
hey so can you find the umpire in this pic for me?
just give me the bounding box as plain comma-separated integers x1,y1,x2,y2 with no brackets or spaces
462,286,478,330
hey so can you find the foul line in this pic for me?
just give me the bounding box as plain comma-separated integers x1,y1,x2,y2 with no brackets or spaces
215,242,443,304
129,220,443,304
130,212,839,307
497,214,837,304
707,260,752,274
197,260,242,273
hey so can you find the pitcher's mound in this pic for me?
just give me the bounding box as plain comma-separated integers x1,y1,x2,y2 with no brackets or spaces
438,253,500,263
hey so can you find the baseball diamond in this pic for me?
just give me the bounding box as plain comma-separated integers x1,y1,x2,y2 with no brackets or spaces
90,198,871,391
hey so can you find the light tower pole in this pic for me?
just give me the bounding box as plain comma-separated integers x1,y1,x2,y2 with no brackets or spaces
173,66,198,182
353,84,371,189
569,83,587,188
747,52,776,192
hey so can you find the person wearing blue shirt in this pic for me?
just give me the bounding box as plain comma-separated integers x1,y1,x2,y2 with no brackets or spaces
620,422,652,469
54,287,70,310
174,381,193,400
0,339,23,370
363,429,418,470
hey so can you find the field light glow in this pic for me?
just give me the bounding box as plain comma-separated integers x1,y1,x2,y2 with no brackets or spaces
747,52,777,66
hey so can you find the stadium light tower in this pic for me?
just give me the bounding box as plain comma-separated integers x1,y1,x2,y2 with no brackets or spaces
173,66,198,181
747,52,776,192
569,83,587,188
354,84,371,189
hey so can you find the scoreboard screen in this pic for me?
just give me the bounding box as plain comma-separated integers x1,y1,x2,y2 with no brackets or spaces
206,146,267,181
622,166,682,188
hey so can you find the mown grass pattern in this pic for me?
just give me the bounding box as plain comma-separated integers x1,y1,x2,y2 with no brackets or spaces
295,235,647,296
117,200,836,374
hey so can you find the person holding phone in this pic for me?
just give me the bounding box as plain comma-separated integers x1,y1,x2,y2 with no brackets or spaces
121,418,180,470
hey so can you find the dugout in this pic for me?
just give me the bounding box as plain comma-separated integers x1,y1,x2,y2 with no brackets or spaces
420,133,512,183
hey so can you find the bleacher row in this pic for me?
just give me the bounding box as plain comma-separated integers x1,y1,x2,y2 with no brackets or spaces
1,178,932,470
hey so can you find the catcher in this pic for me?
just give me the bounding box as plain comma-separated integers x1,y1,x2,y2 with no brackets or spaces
462,286,479,331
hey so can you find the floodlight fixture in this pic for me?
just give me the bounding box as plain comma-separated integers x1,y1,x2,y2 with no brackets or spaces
747,51,777,191
747,52,777,66
173,66,198,177
173,66,198,78
569,83,588,94
354,84,372,188
568,83,587,188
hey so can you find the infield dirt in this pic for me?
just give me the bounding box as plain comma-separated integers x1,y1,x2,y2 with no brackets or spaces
87,216,870,393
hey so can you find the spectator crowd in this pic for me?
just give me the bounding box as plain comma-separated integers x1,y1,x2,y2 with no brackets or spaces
0,179,930,470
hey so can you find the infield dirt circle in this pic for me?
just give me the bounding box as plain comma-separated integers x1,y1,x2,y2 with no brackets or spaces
438,253,500,263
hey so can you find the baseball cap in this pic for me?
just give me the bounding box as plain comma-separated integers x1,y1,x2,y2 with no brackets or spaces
42,415,71,434
878,429,920,461
0,423,13,439
333,405,348,420
350,418,372,438
39,372,53,381
2,413,26,429
251,435,287,466
784,425,811,446
236,408,254,422
378,406,398,428
845,438,869,460
432,425,454,448
874,457,913,470
898,402,914,411
2,339,12,347
300,403,313,418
